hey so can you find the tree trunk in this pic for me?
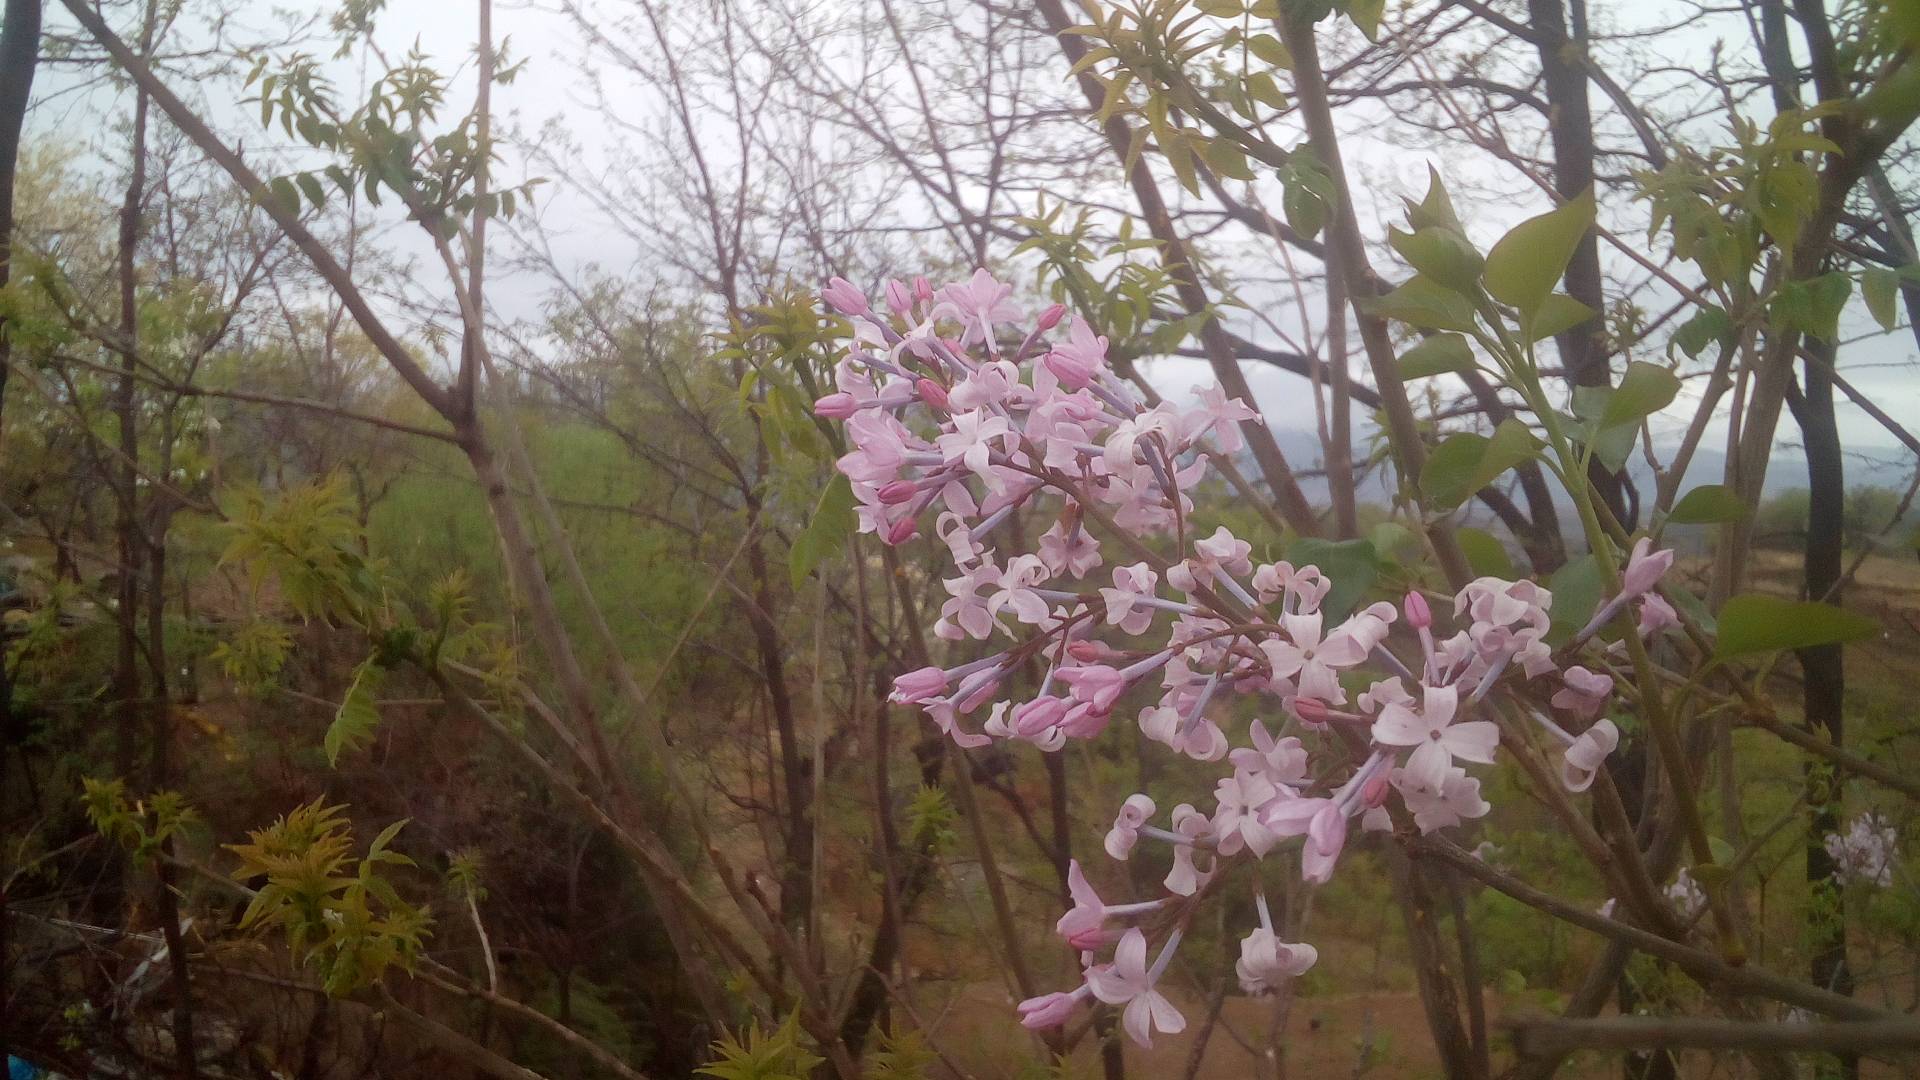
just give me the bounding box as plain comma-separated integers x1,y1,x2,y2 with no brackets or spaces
0,0,43,445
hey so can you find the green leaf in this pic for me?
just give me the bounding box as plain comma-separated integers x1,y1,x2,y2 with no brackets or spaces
1286,537,1377,620
1486,189,1596,320
1397,333,1476,379
267,175,302,216
1204,138,1255,181
1713,594,1878,659
1365,275,1480,333
1347,0,1385,40
296,171,327,210
326,658,384,766
1526,293,1596,343
1668,484,1746,525
1246,71,1287,110
1769,272,1852,342
1601,361,1680,428
1389,227,1484,293
1283,179,1324,240
1863,266,1900,332
1546,555,1603,645
1247,33,1292,69
1456,526,1516,578
787,474,856,588
1405,165,1461,232
1421,419,1542,508
1672,305,1732,359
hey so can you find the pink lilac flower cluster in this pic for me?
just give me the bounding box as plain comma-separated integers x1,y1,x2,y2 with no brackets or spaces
1824,813,1900,888
816,270,1677,1048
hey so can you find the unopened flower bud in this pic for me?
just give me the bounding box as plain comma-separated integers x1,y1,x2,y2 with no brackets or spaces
1403,590,1431,630
884,278,912,316
1036,303,1067,331
877,479,920,505
885,516,919,545
913,276,933,305
1361,774,1391,808
1291,698,1331,727
1067,640,1110,662
821,276,869,316
813,392,859,419
915,378,950,412
956,676,1002,713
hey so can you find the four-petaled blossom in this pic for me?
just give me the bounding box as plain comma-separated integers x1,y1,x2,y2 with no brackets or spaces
1551,665,1613,719
1621,537,1675,599
1087,929,1186,1048
1056,860,1116,950
1825,814,1899,887
1392,765,1492,833
931,268,1022,351
1560,718,1619,793
1261,611,1370,703
1101,563,1162,635
1230,720,1309,790
1236,928,1318,995
937,409,1011,476
1370,683,1500,788
1044,317,1111,389
1212,770,1281,856
1105,794,1156,860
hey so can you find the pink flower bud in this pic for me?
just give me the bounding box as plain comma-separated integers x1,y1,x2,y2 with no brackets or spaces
1017,991,1083,1030
890,666,948,705
1036,303,1067,331
1014,697,1068,737
956,676,1002,713
876,479,920,505
913,276,933,305
885,516,919,545
1291,697,1331,727
821,276,869,316
1067,640,1111,662
1309,802,1348,858
915,378,950,411
1361,774,1391,809
1058,702,1112,739
884,278,912,316
1621,537,1675,598
813,391,859,419
1403,590,1431,630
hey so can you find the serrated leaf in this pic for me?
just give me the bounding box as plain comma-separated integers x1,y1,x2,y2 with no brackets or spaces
1668,484,1746,525
326,658,384,766
788,474,856,588
1713,594,1878,659
1486,189,1595,320
1397,333,1476,379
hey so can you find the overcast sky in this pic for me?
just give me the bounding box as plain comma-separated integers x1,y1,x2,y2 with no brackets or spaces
22,0,1920,482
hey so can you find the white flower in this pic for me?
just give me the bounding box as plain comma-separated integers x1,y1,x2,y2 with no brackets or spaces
1087,929,1186,1048
1370,683,1500,788
1235,928,1317,995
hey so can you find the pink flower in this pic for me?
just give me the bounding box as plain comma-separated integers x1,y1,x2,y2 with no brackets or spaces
1105,793,1156,860
1621,537,1675,598
883,278,913,317
1560,718,1619,793
1392,765,1491,832
1211,770,1281,857
813,391,859,419
1550,665,1613,720
821,276,869,315
1235,928,1317,994
1017,987,1087,1030
1100,563,1161,635
1169,526,1253,594
931,268,1021,351
1638,592,1680,636
1253,562,1331,613
936,409,1011,477
889,666,947,704
935,563,999,641
1056,860,1117,949
1187,384,1261,454
1139,705,1227,761
1165,804,1216,895
1229,720,1309,789
1303,803,1348,884
1403,590,1432,629
989,554,1054,626
1055,664,1129,713
1038,517,1102,578
1260,611,1369,703
1370,683,1500,789
1086,929,1186,1048
1044,317,1110,389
